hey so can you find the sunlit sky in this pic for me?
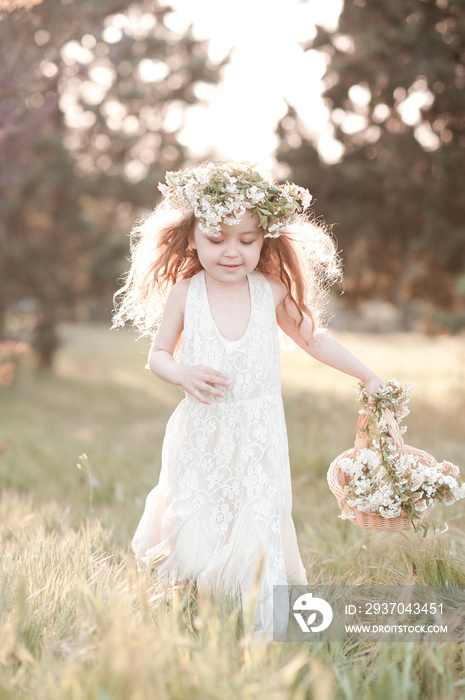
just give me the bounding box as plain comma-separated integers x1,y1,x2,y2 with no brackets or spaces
57,0,437,180
169,0,344,169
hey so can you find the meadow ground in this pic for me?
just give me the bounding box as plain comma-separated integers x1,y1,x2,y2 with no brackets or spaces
1,323,465,699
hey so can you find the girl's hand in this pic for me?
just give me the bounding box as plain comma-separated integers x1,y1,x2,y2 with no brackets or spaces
179,365,230,404
363,373,384,397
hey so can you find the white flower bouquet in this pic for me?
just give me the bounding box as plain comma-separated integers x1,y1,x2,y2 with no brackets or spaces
327,379,465,535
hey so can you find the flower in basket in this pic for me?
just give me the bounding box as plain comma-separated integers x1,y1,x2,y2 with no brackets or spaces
333,379,465,534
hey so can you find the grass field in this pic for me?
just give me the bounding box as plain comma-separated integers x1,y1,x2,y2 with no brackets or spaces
1,323,465,699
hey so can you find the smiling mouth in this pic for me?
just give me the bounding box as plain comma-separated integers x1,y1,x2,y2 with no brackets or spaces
220,263,242,268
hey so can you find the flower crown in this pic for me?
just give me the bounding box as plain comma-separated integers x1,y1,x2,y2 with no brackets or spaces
158,162,313,237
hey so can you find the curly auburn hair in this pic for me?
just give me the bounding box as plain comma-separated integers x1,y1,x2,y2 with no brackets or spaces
111,199,342,346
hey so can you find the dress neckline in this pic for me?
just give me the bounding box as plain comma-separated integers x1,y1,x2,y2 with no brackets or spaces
201,270,254,344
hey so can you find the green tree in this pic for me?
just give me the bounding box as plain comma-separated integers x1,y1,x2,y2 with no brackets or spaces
276,0,465,330
0,0,225,362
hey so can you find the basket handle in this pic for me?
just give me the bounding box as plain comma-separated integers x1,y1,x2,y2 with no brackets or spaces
380,406,406,453
354,407,370,450
354,405,406,453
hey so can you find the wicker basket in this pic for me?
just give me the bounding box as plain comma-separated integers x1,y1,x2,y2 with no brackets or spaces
327,405,434,531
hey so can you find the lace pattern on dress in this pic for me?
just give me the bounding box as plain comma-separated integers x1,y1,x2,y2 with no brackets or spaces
132,270,308,640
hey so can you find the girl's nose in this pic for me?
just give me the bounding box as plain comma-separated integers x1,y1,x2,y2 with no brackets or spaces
224,240,239,256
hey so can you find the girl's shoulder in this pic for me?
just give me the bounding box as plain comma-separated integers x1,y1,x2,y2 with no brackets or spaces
167,277,190,302
164,275,197,318
259,272,287,309
171,277,192,296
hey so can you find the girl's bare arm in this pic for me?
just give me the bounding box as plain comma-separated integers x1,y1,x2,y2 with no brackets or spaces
147,281,230,404
266,275,383,394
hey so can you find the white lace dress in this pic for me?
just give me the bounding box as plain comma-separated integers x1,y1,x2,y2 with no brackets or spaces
132,269,308,640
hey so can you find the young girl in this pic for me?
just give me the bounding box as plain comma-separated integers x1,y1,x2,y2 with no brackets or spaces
112,161,383,642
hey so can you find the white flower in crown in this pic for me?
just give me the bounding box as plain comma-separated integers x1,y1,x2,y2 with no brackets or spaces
247,185,267,204
158,162,313,237
300,187,313,209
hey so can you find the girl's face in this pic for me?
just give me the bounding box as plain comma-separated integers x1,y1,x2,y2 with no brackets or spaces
191,210,264,284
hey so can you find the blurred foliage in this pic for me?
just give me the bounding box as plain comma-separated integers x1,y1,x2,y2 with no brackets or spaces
276,0,465,332
0,340,31,386
0,0,226,354
0,0,43,12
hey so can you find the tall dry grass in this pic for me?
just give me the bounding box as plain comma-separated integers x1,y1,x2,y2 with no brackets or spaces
1,323,465,698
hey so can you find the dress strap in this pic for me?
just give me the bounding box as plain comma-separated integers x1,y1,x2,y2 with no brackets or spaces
180,271,203,364
250,270,277,315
